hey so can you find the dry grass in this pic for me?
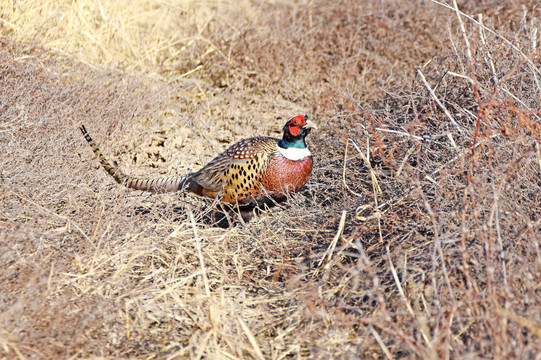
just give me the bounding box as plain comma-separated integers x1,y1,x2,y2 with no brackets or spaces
1,0,541,358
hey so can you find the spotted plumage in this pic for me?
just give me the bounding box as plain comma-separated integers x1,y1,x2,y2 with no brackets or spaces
80,115,317,205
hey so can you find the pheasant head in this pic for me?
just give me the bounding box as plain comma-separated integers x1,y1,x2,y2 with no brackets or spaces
278,115,318,157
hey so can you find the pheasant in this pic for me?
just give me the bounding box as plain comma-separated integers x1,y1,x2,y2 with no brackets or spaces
80,115,317,206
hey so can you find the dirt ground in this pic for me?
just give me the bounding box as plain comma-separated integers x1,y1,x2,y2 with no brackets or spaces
1,0,540,358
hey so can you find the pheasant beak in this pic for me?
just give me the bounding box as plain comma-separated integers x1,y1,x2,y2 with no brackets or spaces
303,119,318,130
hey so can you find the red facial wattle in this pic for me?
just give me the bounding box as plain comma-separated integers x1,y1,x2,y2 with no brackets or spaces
287,115,306,136
289,124,300,136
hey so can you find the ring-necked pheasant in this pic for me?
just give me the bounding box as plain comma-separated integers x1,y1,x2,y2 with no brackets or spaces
80,115,317,205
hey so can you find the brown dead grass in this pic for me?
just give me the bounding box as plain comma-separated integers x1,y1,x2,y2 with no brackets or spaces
1,0,541,358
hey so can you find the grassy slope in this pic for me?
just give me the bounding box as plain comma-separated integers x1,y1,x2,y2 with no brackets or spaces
1,0,540,358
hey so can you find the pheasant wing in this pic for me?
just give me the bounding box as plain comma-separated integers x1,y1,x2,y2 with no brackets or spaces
191,137,276,193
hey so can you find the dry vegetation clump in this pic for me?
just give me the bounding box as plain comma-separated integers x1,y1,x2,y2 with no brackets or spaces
1,0,540,359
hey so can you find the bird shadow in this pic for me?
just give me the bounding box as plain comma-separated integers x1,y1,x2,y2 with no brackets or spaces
131,197,286,228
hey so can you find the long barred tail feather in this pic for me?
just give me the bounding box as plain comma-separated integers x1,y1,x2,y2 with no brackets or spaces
80,125,188,193
123,174,188,193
